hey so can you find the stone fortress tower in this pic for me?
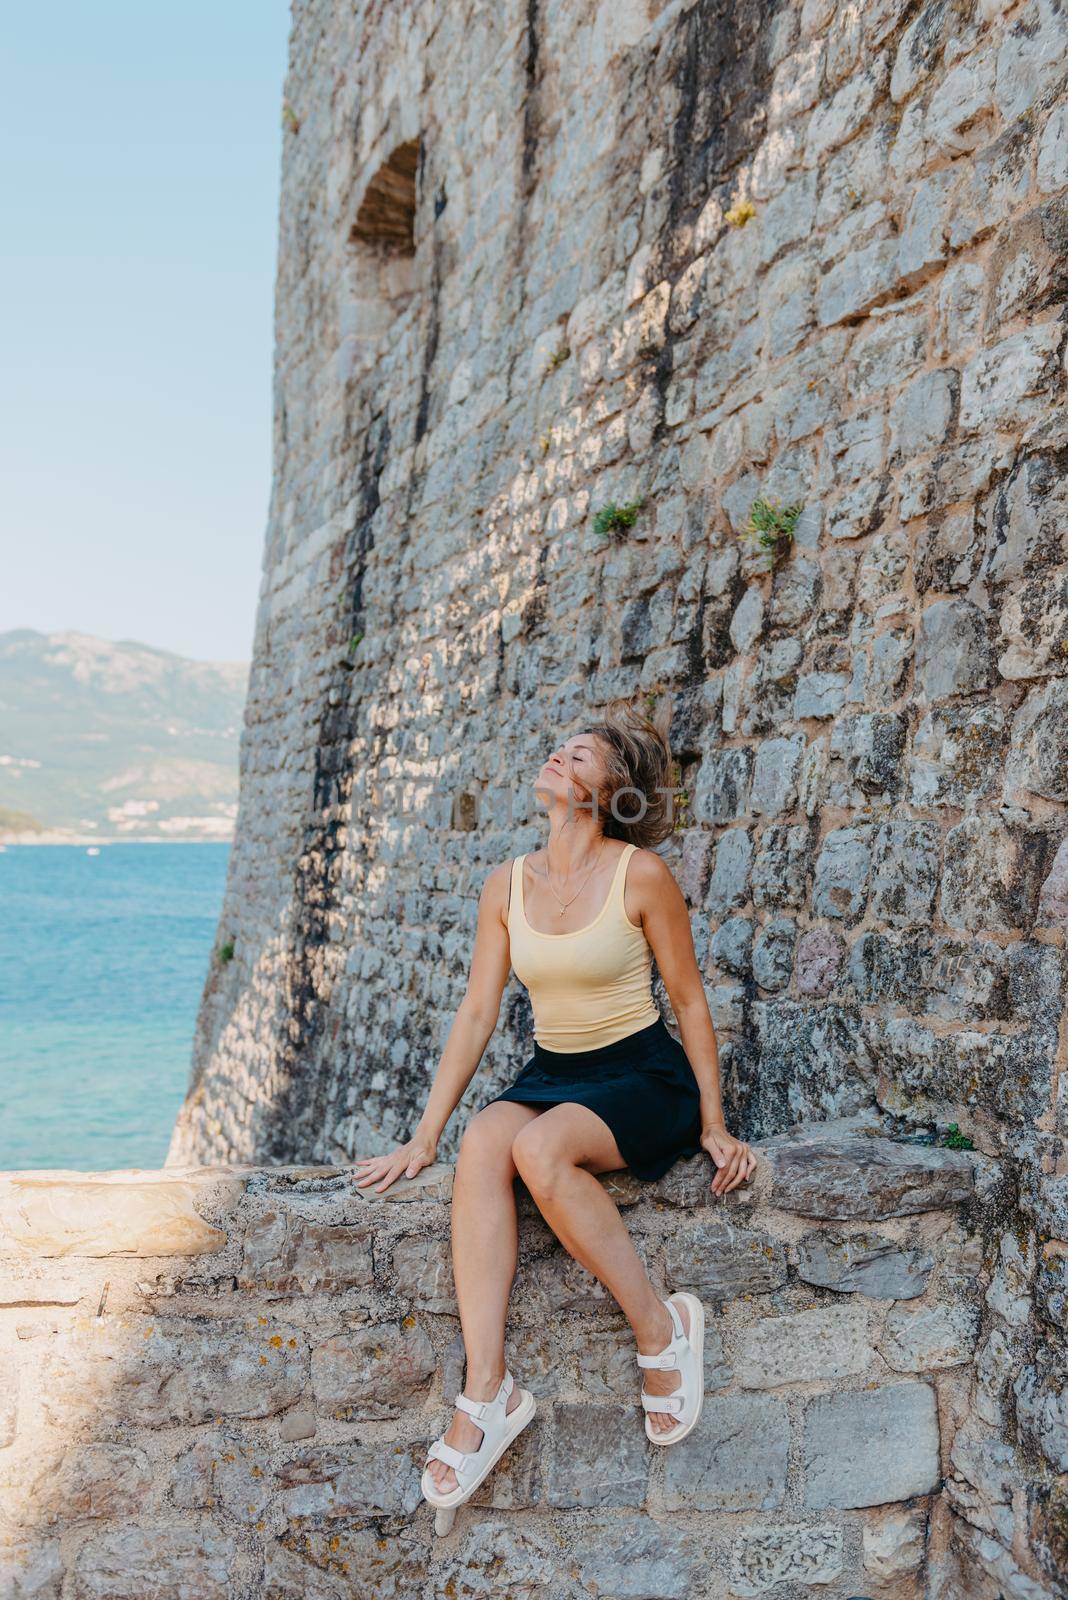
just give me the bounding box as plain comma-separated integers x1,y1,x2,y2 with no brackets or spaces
162,0,1067,1589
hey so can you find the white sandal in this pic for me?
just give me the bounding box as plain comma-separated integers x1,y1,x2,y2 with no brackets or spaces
636,1292,705,1445
421,1368,536,1522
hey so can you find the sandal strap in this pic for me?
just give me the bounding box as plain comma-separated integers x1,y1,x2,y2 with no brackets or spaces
453,1368,513,1418
641,1389,685,1414
636,1298,689,1368
636,1344,681,1369
427,1437,467,1469
454,1393,489,1420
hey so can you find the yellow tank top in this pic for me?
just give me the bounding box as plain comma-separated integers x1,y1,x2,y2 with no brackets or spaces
507,842,661,1052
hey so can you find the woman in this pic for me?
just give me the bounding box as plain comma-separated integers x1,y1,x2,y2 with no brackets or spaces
354,707,756,1515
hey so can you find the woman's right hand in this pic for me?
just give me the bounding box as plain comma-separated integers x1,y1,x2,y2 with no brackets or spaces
352,1132,438,1194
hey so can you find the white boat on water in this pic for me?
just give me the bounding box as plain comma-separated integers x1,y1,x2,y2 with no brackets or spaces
86,846,101,856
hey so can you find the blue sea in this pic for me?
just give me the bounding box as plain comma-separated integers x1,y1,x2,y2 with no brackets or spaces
0,843,230,1171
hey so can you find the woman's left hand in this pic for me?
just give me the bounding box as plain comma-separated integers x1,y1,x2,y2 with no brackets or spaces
700,1122,756,1196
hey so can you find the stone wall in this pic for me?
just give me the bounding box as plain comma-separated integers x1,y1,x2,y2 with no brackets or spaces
160,0,1068,1592
1,1119,1044,1598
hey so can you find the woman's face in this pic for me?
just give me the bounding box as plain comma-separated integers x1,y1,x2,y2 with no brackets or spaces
534,732,610,811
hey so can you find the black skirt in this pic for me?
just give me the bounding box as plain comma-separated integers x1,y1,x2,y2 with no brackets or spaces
477,1015,706,1182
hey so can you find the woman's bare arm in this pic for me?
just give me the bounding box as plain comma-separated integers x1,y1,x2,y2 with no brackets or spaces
628,848,726,1127
354,859,512,1190
628,847,756,1196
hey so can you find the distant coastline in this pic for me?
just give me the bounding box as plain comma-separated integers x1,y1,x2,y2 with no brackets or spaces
0,832,234,846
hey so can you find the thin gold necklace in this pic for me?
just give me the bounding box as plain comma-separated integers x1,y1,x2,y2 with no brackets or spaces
544,837,607,917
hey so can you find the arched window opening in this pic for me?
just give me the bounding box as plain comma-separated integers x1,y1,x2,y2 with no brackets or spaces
351,139,419,253
341,138,421,380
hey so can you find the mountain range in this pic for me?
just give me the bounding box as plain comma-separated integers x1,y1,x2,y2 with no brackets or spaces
0,629,248,843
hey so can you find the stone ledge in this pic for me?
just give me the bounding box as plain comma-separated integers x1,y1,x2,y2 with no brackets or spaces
0,1117,1005,1597
0,1113,988,1259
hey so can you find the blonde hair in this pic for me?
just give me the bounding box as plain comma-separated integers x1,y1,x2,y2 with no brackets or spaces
579,703,676,849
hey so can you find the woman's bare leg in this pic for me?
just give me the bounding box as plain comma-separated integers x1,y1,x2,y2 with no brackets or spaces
510,1102,687,1435
425,1100,541,1494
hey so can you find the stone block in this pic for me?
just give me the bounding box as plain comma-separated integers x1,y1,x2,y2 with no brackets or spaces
889,368,958,463
0,1538,63,1600
758,1119,976,1218
751,917,796,993
728,1522,843,1595
1037,837,1068,926
708,828,754,913
70,1521,237,1600
868,820,941,928
940,813,1036,933
995,0,1068,121
818,236,900,326
663,1393,790,1510
239,1211,372,1293
695,748,753,825
736,1302,871,1387
794,1228,935,1298
41,1314,310,1428
29,1443,152,1524
750,734,806,815
661,1216,788,1301
544,1402,648,1507
959,324,1063,434
863,1506,927,1579
910,702,1006,808
813,825,872,922
793,670,847,720
649,1152,721,1212
803,1381,940,1507
752,824,812,909
0,1174,238,1259
795,927,843,996
916,598,992,701
390,1233,455,1312
891,2,958,103
1006,678,1068,803
311,1320,434,1419
729,586,764,652
878,1299,981,1370
998,568,1068,680
1013,1353,1068,1472
1038,102,1068,193
805,56,887,164
568,1514,704,1598
264,1524,428,1599
924,48,995,159
275,1439,426,1517
348,1161,454,1204
828,712,906,802
170,1428,273,1521
710,915,753,976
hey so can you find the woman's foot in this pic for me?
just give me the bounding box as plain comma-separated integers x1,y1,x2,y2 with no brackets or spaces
424,1370,525,1495
636,1295,691,1436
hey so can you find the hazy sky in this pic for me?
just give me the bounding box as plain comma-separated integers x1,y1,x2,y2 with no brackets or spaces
1,3,292,663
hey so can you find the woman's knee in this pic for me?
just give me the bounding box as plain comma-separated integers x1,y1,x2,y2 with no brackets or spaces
458,1105,523,1174
510,1120,567,1189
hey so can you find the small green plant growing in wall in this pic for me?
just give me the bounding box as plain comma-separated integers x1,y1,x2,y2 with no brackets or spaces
216,939,235,965
592,498,645,538
939,1122,975,1150
740,496,804,569
547,343,571,370
349,631,363,653
281,101,300,134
